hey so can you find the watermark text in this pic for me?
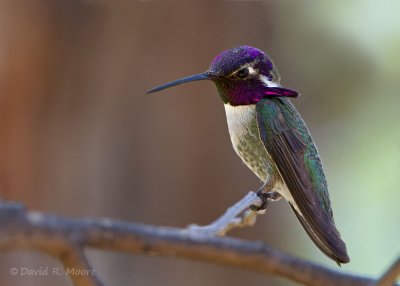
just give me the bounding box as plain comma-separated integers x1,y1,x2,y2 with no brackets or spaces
9,266,96,277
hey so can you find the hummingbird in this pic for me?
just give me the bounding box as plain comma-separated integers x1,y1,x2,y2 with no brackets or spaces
147,46,349,265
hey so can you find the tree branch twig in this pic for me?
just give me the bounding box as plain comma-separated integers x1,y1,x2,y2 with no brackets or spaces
0,201,397,286
375,256,400,286
186,191,264,235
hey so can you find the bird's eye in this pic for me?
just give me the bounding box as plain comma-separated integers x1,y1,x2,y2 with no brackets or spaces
237,68,249,78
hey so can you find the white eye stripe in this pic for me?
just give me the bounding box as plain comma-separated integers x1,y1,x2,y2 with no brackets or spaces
228,58,260,77
248,67,256,75
233,66,258,78
259,75,280,87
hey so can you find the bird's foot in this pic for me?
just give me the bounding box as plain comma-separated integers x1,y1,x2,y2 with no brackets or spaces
250,190,281,211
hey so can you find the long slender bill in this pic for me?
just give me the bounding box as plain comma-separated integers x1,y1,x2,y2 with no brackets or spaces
147,73,209,94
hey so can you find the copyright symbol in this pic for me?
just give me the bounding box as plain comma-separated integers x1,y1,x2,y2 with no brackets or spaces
10,268,18,276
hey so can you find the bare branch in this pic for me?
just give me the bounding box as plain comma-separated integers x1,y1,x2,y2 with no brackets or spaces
187,191,264,235
0,201,396,286
375,256,400,286
58,247,104,286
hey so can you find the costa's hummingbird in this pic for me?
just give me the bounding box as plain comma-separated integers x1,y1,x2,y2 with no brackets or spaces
147,46,349,264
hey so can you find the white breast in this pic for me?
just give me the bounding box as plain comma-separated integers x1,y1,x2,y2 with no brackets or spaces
224,104,257,150
223,103,297,208
224,103,269,180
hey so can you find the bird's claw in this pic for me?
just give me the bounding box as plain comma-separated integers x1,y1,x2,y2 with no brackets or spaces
250,190,281,211
250,191,268,211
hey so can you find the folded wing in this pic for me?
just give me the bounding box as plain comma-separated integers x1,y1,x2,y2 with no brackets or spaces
255,98,349,264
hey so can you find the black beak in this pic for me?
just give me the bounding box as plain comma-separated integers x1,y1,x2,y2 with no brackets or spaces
147,73,210,94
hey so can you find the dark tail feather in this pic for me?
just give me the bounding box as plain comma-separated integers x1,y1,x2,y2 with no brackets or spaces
290,204,350,265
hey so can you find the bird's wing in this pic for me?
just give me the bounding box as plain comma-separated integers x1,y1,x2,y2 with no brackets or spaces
255,98,349,264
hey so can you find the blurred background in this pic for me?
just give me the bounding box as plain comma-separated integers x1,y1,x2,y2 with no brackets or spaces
0,0,399,285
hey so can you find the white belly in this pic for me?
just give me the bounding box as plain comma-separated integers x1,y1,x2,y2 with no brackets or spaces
223,103,296,206
224,104,272,181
